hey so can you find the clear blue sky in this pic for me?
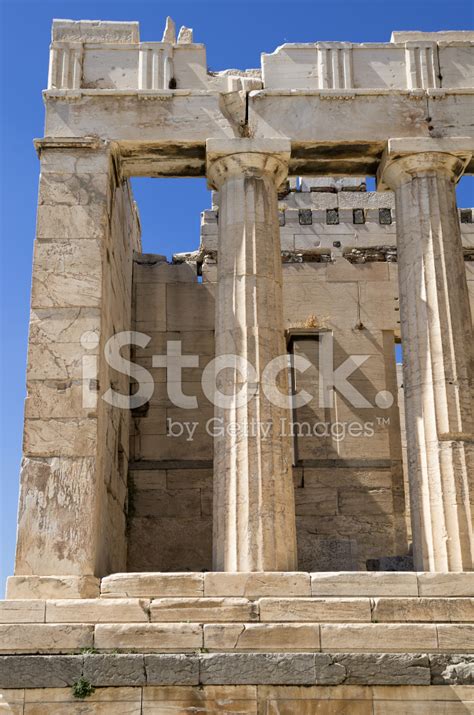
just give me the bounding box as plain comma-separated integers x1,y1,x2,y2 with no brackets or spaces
1,0,473,594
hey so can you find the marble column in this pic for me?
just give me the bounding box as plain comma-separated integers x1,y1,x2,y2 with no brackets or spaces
206,139,298,572
379,138,474,571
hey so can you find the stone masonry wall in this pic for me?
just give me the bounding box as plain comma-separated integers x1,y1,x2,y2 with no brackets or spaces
14,142,141,579
128,258,215,571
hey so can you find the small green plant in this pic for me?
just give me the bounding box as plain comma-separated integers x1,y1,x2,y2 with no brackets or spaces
80,647,98,654
72,677,95,700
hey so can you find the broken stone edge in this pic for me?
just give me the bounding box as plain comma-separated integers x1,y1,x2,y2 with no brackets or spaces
0,653,472,688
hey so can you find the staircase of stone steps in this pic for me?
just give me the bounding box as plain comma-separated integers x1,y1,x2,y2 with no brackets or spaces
0,571,472,696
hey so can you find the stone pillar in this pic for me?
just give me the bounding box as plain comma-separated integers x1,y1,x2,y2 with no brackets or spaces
7,138,140,599
206,139,298,572
379,138,474,572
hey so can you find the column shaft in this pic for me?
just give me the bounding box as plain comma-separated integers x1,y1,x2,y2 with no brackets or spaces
383,150,474,571
207,140,298,572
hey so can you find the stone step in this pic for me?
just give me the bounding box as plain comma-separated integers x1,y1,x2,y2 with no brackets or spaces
0,621,472,654
1,597,473,625
7,572,474,601
99,571,474,599
0,655,473,689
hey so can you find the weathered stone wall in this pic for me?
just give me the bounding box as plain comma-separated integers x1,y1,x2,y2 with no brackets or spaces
14,141,141,580
280,254,406,571
127,256,214,572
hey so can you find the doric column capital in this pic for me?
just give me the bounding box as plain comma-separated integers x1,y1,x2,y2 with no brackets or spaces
377,137,472,190
206,138,291,191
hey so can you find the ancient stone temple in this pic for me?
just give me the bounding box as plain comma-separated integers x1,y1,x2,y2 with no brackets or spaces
1,18,473,713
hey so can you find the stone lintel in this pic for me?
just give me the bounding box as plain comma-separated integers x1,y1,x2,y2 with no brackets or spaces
32,131,474,180
39,89,474,173
377,136,474,190
286,327,330,348
119,140,206,178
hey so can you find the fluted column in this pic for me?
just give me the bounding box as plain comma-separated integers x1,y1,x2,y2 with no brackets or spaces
379,138,474,571
206,139,298,572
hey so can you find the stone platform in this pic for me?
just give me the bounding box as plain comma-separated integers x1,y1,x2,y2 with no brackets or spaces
1,684,474,714
0,572,472,702
0,685,474,715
